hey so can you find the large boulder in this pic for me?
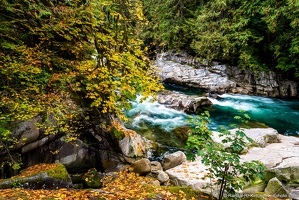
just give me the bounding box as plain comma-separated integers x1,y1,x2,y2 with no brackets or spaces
132,158,151,175
13,117,41,150
156,170,169,184
264,177,289,198
265,167,299,185
119,131,147,164
155,53,236,93
51,138,100,173
111,119,146,164
157,91,212,113
0,163,72,189
162,151,187,170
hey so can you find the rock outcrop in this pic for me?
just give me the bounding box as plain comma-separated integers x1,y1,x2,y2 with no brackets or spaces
242,131,299,169
264,177,289,198
154,51,299,98
212,128,280,148
227,66,298,98
118,128,147,164
162,151,187,170
157,91,212,113
164,128,299,196
1,116,136,178
132,158,151,175
155,53,236,94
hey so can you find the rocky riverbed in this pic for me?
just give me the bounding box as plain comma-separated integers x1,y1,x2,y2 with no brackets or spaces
165,128,299,199
154,51,298,98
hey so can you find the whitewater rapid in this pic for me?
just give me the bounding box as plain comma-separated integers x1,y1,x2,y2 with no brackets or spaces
126,93,299,135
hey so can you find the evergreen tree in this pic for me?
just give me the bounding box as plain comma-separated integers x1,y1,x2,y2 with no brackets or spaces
141,0,200,52
191,0,299,77
262,0,299,77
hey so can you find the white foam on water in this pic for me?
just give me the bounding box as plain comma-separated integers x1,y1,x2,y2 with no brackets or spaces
127,94,299,136
219,93,274,102
132,114,187,132
127,96,188,132
209,96,258,111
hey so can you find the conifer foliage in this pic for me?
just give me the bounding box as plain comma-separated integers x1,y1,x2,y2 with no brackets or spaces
142,0,299,77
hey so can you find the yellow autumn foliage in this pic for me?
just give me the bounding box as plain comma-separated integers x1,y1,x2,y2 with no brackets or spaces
0,0,162,167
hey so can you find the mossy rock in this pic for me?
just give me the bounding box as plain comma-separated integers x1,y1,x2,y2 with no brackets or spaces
167,186,209,199
265,177,289,198
172,126,191,142
265,167,299,185
111,127,125,141
144,185,210,199
0,163,72,189
241,192,267,200
82,168,102,189
243,182,267,194
243,175,268,194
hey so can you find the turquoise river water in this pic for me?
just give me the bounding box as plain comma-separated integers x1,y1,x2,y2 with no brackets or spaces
125,85,299,159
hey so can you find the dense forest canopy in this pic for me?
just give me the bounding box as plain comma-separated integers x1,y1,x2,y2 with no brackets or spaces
142,0,299,78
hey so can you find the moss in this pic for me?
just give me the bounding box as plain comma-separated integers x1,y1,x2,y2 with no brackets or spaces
263,134,280,144
167,185,207,199
242,173,268,195
143,184,210,199
0,163,71,189
242,192,267,200
172,126,191,142
46,164,70,181
82,168,102,189
112,127,125,141
17,163,69,181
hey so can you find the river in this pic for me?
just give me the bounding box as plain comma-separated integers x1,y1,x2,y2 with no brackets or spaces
125,84,299,159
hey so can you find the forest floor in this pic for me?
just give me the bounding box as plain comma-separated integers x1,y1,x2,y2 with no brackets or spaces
0,168,208,200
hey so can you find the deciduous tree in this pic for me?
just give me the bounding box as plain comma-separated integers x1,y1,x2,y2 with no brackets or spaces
0,0,161,169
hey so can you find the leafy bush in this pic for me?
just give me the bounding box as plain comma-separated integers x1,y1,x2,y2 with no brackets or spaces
186,111,265,199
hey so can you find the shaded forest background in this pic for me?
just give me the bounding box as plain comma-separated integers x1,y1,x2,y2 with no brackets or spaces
142,0,299,79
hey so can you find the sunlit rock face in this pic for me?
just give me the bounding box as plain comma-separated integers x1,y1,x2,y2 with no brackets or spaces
165,128,299,197
154,51,298,98
157,91,212,113
155,52,236,94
